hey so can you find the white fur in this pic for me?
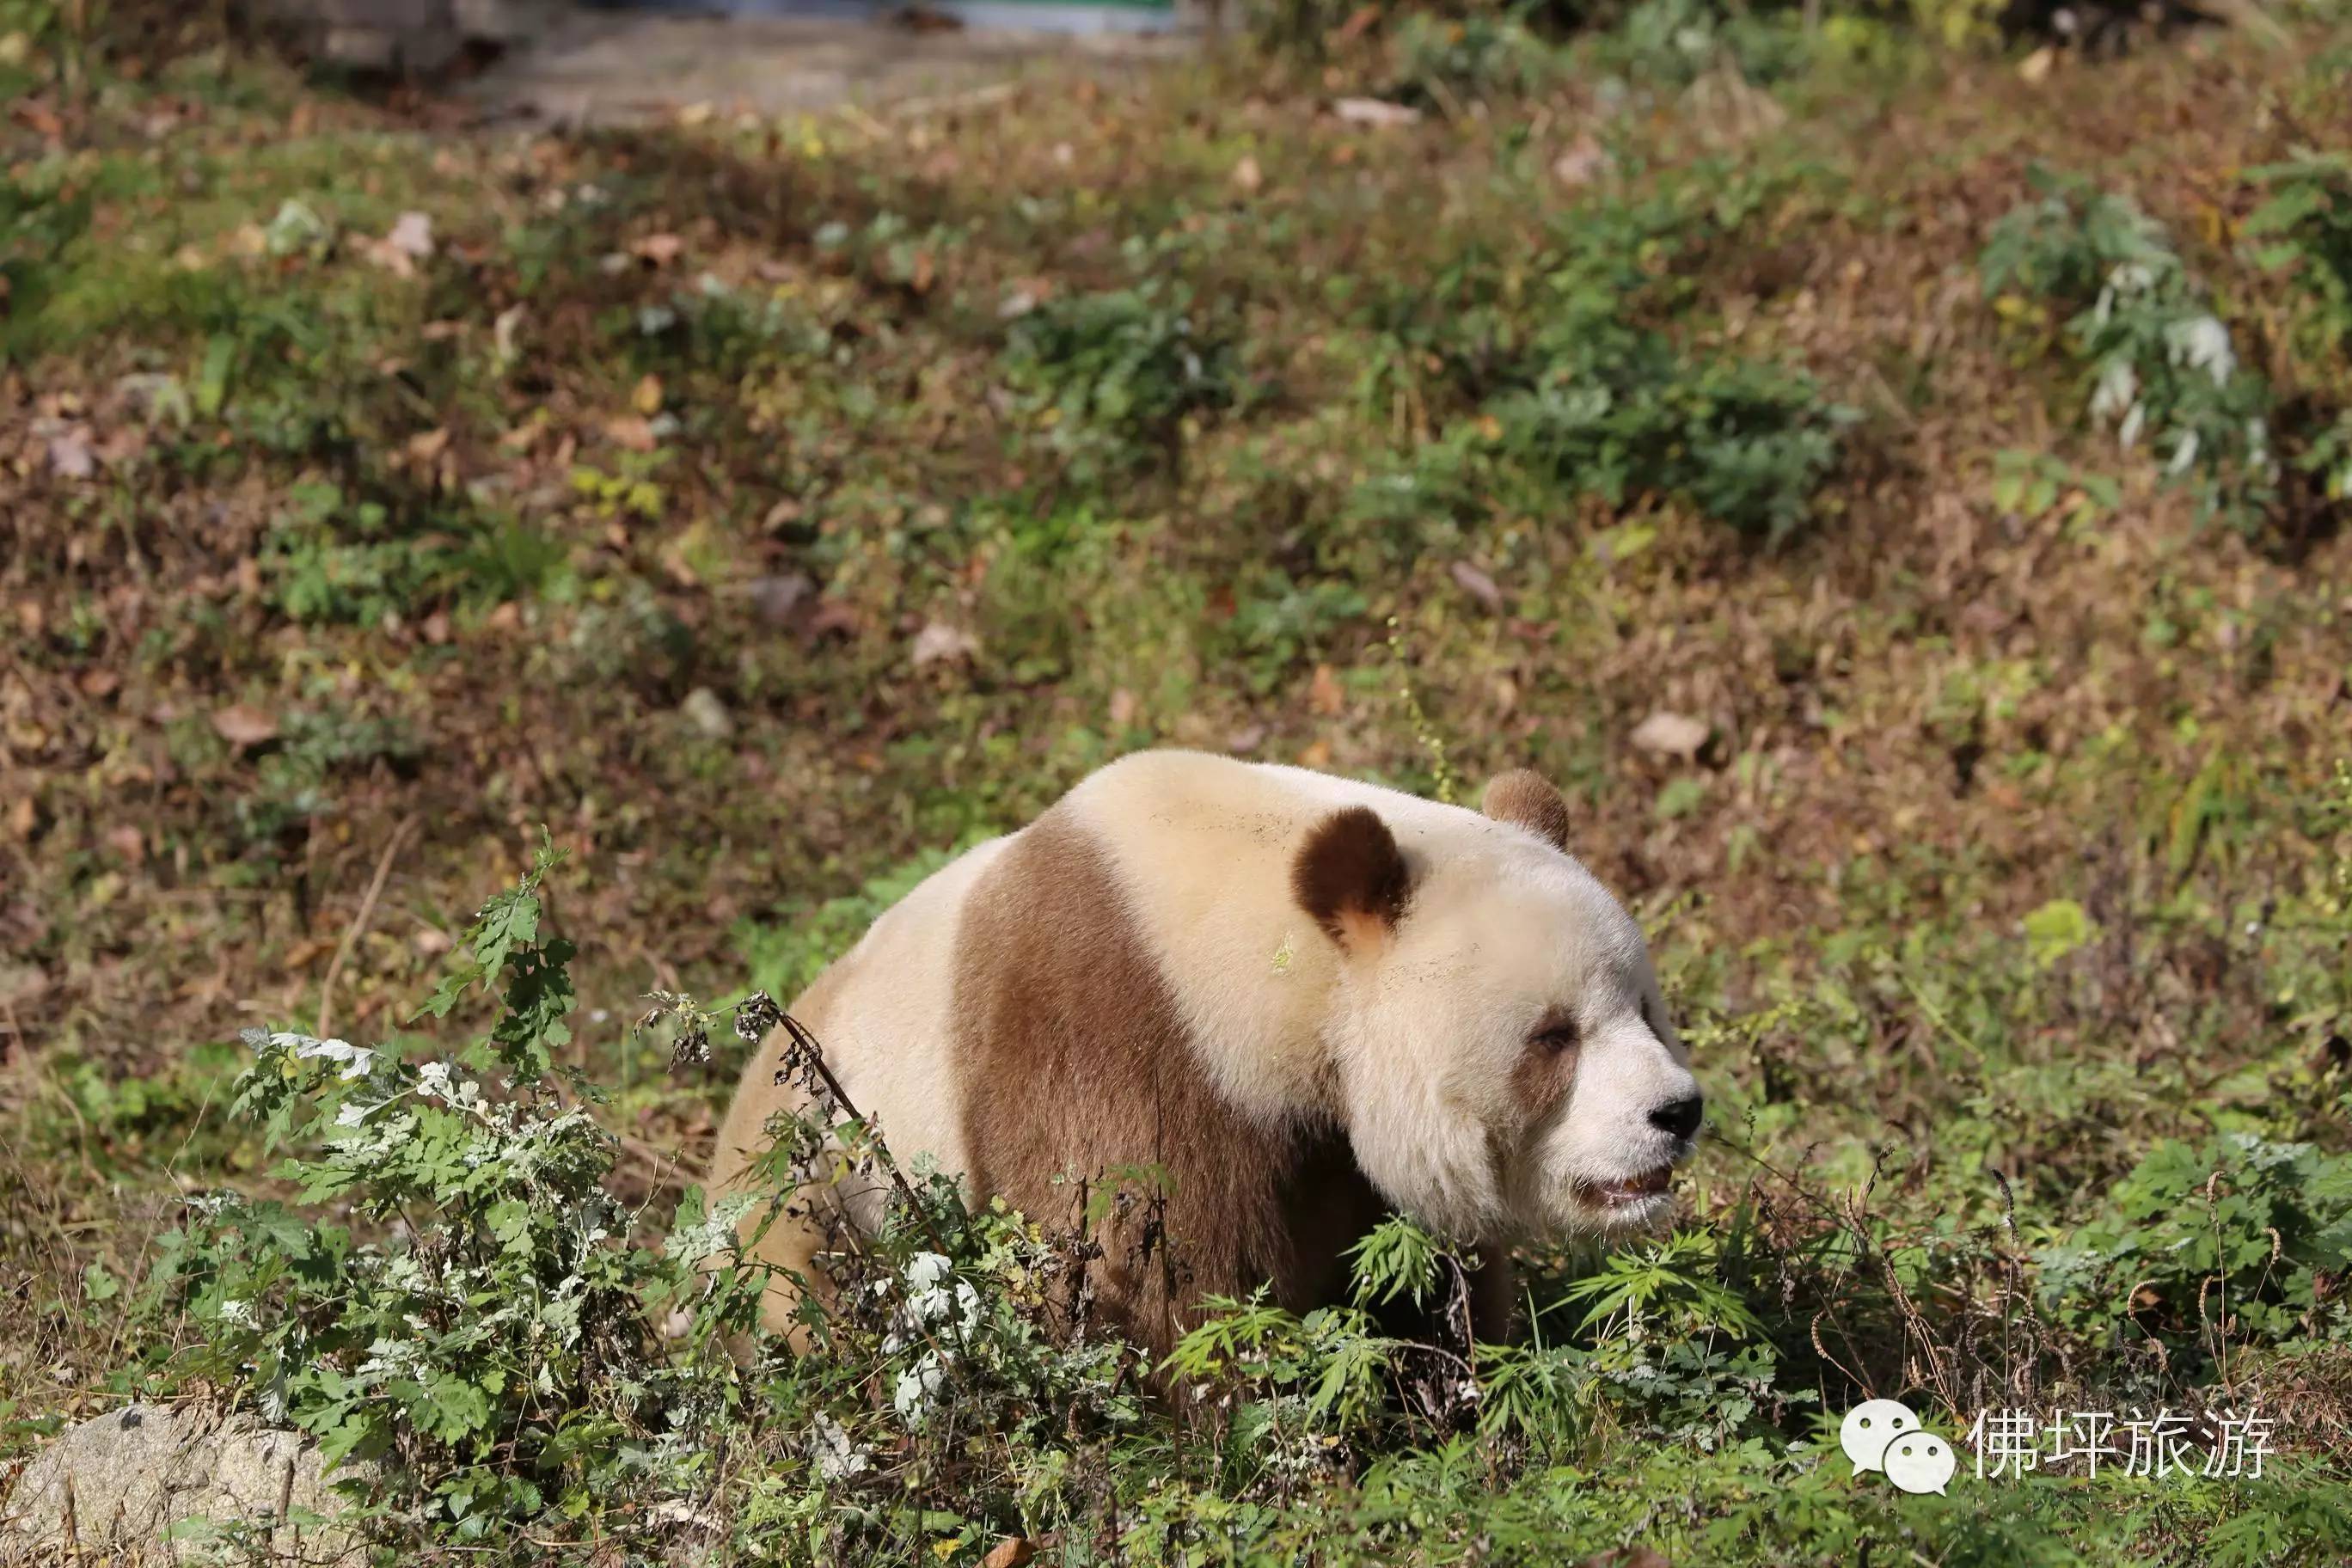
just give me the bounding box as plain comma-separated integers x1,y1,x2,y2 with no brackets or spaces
821,833,1012,1191
725,835,1010,1228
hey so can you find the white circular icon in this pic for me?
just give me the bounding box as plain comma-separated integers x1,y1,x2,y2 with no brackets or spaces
1883,1432,1957,1496
1839,1398,1919,1474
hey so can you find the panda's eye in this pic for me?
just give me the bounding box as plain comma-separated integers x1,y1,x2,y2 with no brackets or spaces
1528,1014,1579,1054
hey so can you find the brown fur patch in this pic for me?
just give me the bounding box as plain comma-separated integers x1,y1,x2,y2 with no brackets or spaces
954,809,1388,1362
1482,769,1572,853
1290,805,1411,952
1511,1005,1579,1119
1510,1041,1577,1121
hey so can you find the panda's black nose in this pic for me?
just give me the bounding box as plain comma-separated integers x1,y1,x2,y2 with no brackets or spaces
1649,1094,1704,1142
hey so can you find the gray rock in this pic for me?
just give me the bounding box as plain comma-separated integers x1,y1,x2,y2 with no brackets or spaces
681,687,735,741
250,0,571,75
0,1404,378,1563
454,0,567,43
322,24,447,71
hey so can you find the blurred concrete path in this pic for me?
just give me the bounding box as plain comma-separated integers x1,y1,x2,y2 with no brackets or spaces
462,9,1191,123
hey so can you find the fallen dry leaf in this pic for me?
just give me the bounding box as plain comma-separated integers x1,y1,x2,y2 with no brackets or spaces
12,99,64,139
1334,97,1421,128
1450,560,1504,612
385,210,435,258
376,211,437,279
1308,662,1346,716
210,704,279,748
1630,711,1708,761
366,210,437,277
807,599,864,640
982,1539,1038,1568
42,422,95,479
0,961,48,1008
493,303,527,365
1331,3,1381,44
681,687,734,740
1681,67,1785,150
632,232,685,266
603,416,658,453
910,621,979,669
747,573,814,627
1552,133,1610,189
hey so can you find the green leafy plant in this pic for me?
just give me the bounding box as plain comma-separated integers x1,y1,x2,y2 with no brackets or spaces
2037,1133,2352,1375
2246,150,2352,346
1003,283,1240,469
149,841,757,1537
232,707,421,846
1351,164,1853,542
2245,150,2352,506
1558,1230,1764,1341
1593,0,1813,89
126,835,2352,1561
1491,334,1848,542
1991,448,2122,530
1981,167,2278,529
263,479,560,627
1388,11,1562,107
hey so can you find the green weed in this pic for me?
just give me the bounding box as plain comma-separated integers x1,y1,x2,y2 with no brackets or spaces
1001,282,1241,477
1387,12,1563,107
1593,0,1814,89
132,841,2352,1561
1981,167,2278,531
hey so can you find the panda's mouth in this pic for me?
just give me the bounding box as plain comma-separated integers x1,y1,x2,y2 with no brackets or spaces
1575,1164,1675,1211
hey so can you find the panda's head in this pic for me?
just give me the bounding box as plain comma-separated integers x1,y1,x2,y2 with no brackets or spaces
1291,769,1701,1243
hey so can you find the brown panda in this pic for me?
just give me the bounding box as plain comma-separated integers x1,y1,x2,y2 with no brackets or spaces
707,750,1701,1357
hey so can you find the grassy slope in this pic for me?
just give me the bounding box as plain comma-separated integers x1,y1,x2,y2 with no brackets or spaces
3,5,2351,1561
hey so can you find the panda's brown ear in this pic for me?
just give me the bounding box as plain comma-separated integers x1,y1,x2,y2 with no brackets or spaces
1292,806,1411,952
1483,769,1571,853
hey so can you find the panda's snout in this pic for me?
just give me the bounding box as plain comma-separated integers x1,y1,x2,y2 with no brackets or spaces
1647,1093,1704,1144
